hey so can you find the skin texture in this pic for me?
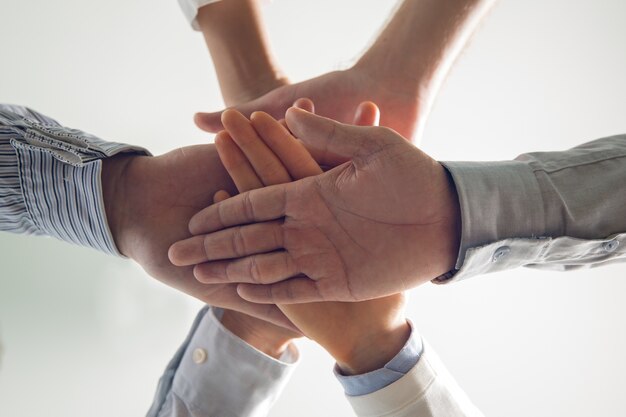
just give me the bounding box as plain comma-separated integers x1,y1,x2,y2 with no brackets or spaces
100,145,294,331
118,0,492,356
203,106,411,374
197,0,288,106
99,101,390,356
170,108,462,305
194,0,294,348
194,0,495,142
195,68,421,141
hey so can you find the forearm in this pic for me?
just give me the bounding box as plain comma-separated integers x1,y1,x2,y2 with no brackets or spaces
333,317,411,376
279,296,411,375
220,309,296,359
197,0,287,106
356,0,495,112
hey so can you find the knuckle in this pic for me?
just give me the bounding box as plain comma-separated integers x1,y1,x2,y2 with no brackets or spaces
249,256,263,284
231,228,247,257
284,281,295,301
224,261,237,283
241,193,256,220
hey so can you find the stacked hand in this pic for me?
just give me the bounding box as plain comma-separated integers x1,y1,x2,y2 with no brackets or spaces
170,106,462,305
171,102,411,373
100,144,294,332
194,67,422,142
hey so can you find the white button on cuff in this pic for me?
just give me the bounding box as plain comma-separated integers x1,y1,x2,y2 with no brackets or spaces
492,246,511,263
602,240,620,253
192,348,207,364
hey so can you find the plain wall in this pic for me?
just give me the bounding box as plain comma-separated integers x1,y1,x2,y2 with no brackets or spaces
1,0,625,416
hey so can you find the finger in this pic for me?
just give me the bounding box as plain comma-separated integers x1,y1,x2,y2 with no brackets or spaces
194,251,299,285
250,111,322,180
237,277,325,304
353,101,380,127
292,97,315,113
195,88,292,134
285,107,374,166
221,109,292,185
170,220,284,265
194,111,225,133
188,184,288,234
213,190,231,204
215,130,263,192
169,235,209,266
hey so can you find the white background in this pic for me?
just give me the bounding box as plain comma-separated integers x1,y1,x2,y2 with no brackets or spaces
1,0,626,416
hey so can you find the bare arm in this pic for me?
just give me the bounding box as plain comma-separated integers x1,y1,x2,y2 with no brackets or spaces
196,0,288,106
194,0,496,141
355,0,496,135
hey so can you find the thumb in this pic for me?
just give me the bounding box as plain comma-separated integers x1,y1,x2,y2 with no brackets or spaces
195,91,295,134
285,107,374,166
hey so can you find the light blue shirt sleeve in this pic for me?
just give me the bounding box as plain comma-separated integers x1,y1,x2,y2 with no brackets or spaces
0,104,149,255
334,321,423,397
148,306,299,417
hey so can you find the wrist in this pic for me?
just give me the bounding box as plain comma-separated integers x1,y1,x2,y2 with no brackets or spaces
101,153,138,258
198,0,288,105
335,319,411,376
438,164,462,273
353,37,433,105
220,309,295,359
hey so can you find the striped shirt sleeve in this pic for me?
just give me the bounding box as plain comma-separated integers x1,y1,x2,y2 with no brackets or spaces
0,104,149,256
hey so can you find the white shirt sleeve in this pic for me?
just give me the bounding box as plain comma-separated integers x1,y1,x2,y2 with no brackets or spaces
177,0,223,31
148,306,299,417
345,341,484,417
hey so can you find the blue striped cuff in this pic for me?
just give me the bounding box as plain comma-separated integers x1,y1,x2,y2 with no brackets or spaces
0,105,149,256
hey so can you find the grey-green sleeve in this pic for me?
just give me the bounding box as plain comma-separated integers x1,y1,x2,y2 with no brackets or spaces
438,135,626,282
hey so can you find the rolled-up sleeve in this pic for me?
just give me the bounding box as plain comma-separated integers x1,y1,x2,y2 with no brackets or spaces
439,135,626,282
177,0,223,31
0,104,149,256
148,306,299,417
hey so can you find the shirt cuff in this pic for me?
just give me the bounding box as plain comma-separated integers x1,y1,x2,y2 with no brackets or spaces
177,0,222,31
162,306,298,417
436,160,545,283
334,321,423,397
178,0,272,31
345,341,483,417
0,107,149,256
